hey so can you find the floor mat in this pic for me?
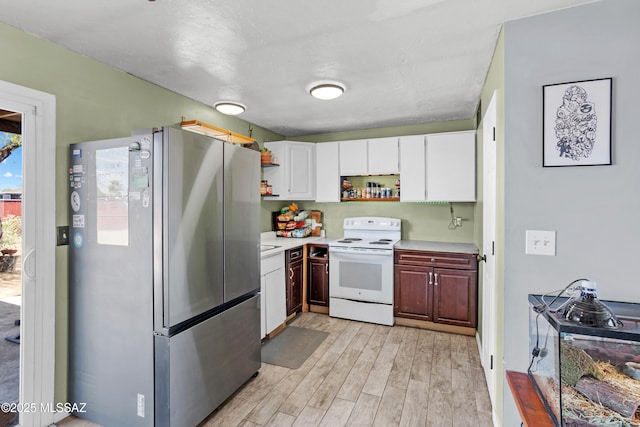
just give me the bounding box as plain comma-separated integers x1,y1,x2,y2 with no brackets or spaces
261,326,328,369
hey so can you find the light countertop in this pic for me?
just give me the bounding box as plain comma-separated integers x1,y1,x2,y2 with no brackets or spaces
394,240,479,254
260,232,331,258
261,232,478,257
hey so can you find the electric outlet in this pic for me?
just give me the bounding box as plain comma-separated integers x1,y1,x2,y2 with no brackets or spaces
525,230,556,256
57,226,70,246
455,217,462,227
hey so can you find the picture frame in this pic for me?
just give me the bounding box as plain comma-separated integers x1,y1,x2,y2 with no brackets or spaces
543,77,612,167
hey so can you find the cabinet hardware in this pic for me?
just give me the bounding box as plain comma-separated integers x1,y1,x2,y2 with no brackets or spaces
326,264,328,274
477,254,487,263
289,267,293,279
429,271,433,285
434,273,439,286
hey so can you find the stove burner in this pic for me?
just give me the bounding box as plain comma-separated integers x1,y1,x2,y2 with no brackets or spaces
370,241,390,245
337,238,363,244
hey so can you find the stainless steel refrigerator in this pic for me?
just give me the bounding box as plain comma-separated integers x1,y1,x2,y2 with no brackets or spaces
68,126,261,427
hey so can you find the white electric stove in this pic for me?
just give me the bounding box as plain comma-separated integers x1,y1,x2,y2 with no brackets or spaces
328,217,401,326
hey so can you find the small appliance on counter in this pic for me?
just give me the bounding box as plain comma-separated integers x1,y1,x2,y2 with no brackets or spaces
528,281,640,426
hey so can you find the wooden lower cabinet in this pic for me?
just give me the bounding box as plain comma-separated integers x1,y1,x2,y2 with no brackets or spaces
394,250,478,328
307,244,329,307
394,265,433,321
432,268,476,327
286,247,304,316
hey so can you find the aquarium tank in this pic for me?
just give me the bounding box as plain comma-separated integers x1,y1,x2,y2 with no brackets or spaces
528,282,640,426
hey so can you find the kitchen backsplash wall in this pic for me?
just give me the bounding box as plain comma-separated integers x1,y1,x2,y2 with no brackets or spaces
261,200,475,242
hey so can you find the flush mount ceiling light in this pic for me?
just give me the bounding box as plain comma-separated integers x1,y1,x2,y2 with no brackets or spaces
214,102,246,115
309,83,345,100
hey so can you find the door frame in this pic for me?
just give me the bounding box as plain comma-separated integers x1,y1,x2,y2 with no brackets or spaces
481,90,498,407
0,80,57,427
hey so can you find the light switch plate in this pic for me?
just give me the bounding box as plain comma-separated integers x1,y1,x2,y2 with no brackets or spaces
525,230,556,256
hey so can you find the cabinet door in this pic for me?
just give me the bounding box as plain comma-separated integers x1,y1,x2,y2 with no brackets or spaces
263,141,285,199
399,135,426,201
339,139,368,175
264,267,286,335
368,137,399,174
426,131,476,202
316,142,340,202
287,260,303,315
287,142,315,200
308,259,329,306
263,141,315,200
432,268,477,327
394,265,433,321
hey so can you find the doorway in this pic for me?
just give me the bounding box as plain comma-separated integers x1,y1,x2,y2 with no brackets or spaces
0,109,23,427
0,80,57,427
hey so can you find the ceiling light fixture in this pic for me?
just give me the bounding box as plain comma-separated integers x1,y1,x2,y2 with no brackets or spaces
310,83,345,100
214,102,246,115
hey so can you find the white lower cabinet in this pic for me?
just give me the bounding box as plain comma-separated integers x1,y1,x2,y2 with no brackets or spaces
260,252,286,338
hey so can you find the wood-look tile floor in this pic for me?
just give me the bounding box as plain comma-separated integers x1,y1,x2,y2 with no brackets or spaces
57,312,494,427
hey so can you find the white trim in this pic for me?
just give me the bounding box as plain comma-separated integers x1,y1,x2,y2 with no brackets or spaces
0,80,56,427
476,332,502,427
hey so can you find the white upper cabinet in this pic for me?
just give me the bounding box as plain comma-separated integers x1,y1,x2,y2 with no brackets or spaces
339,139,368,175
399,130,476,202
426,131,476,202
315,142,340,202
368,137,399,174
399,134,427,201
263,141,316,200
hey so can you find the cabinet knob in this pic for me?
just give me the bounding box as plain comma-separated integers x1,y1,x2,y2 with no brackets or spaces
431,258,436,263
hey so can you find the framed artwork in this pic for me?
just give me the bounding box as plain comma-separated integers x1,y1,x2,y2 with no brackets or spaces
543,77,612,167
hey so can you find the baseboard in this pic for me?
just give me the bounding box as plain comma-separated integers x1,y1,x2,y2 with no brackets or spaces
393,317,475,336
309,304,329,314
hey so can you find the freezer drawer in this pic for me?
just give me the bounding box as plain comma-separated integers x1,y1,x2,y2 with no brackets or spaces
154,294,261,427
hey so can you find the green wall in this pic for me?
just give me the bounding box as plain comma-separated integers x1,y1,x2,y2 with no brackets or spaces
0,21,282,402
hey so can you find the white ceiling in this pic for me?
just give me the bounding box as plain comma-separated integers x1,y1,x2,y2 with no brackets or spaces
0,0,593,137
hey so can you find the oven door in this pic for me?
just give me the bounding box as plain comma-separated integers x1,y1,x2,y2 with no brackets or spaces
329,247,394,304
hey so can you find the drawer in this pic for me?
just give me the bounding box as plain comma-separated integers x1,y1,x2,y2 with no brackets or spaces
261,252,284,275
394,250,477,270
286,246,304,263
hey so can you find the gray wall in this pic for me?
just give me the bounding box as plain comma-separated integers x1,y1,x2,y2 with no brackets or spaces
503,0,640,424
